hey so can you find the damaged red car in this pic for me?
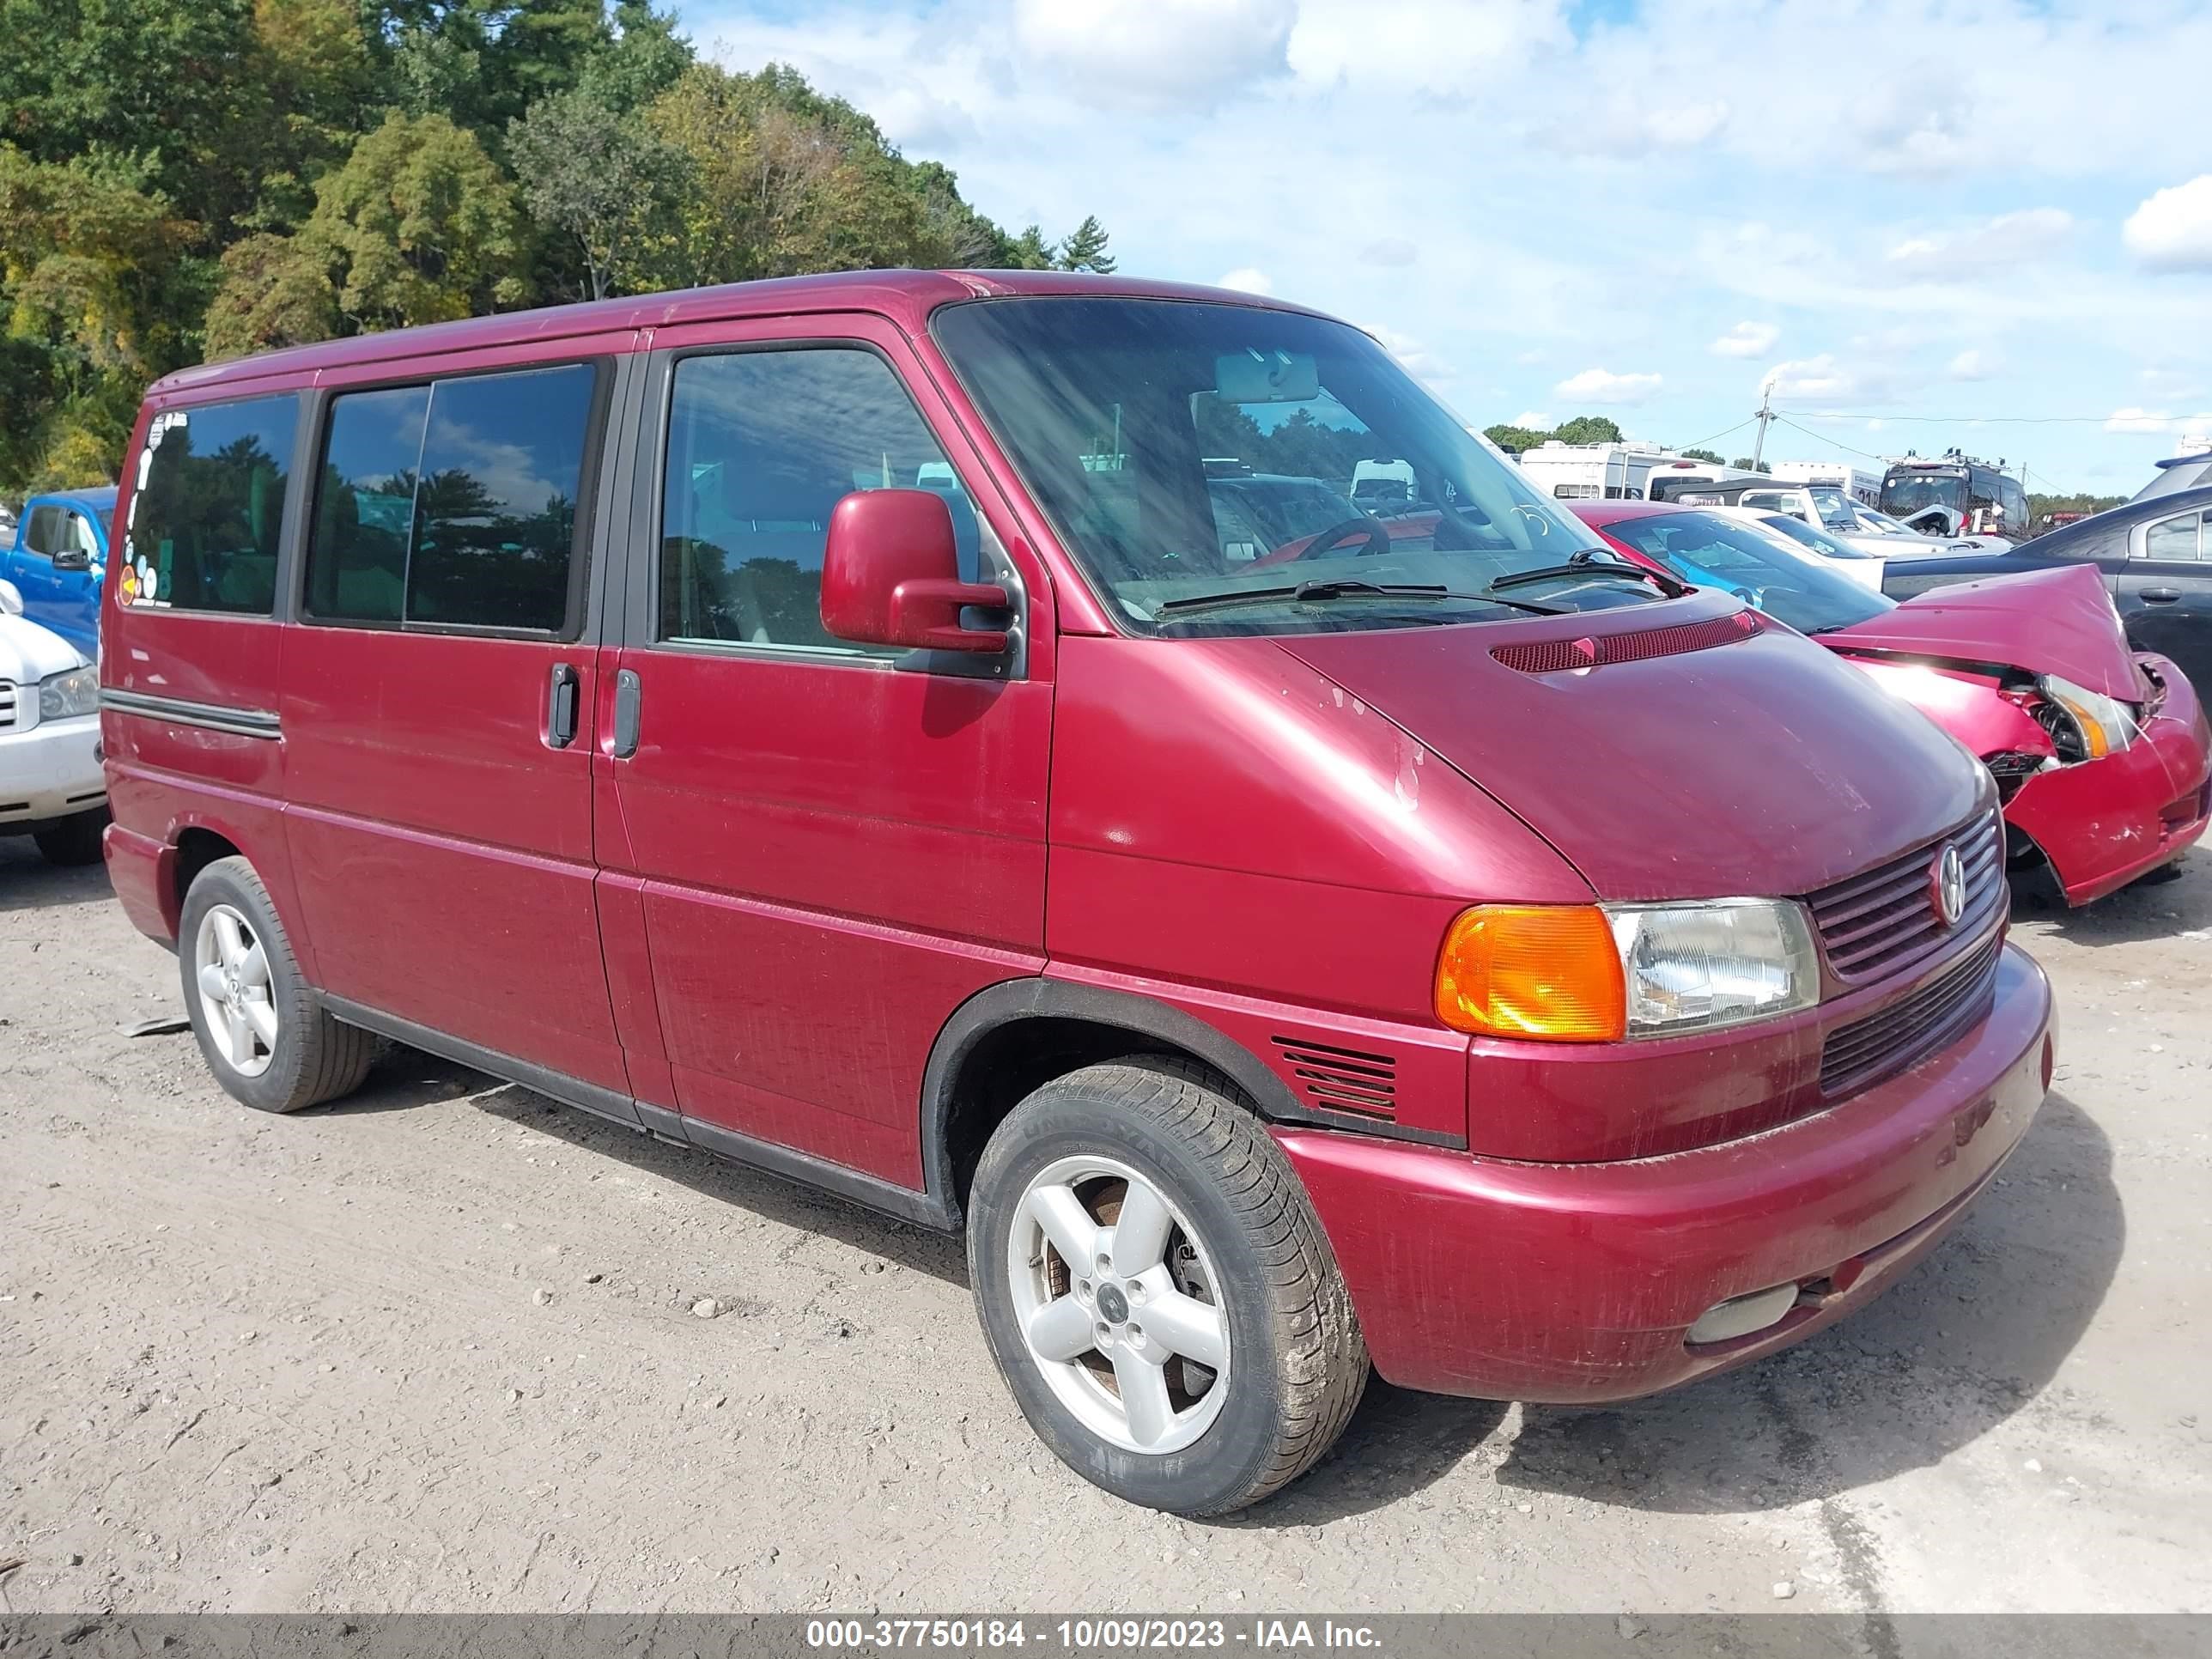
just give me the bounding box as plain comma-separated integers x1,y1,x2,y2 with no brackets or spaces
1577,503,2212,903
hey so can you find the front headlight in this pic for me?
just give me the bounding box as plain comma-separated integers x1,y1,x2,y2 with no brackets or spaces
39,664,100,720
1435,898,1820,1041
2037,672,2138,761
1607,899,1820,1036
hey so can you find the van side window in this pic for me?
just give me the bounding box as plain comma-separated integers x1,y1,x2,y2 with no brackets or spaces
306,364,595,633
131,395,299,614
659,347,978,653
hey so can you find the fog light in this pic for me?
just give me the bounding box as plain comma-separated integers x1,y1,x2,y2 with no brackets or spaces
1685,1283,1800,1346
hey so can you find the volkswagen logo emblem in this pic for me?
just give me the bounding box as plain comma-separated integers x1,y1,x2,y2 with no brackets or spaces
1929,842,1966,927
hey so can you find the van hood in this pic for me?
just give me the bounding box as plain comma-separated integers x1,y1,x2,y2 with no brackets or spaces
1274,592,1986,902
1816,564,2142,701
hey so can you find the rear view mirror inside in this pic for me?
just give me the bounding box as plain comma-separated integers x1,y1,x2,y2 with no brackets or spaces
1216,349,1320,404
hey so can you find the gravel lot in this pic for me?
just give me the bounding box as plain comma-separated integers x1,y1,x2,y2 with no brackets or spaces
3,836,2208,1615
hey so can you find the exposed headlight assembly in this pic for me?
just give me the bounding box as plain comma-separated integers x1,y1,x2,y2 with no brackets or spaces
39,664,100,720
2036,672,2138,762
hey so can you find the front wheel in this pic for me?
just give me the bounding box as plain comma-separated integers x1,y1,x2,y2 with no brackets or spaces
33,805,108,866
967,1060,1368,1515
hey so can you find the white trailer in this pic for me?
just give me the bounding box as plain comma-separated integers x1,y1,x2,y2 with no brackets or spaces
1768,459,1881,507
1514,441,1690,501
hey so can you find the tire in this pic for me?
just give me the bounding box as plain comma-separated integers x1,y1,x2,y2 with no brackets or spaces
179,856,377,1114
33,805,108,866
967,1059,1368,1515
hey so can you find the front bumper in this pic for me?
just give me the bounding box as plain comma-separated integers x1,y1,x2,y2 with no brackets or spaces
1279,941,2054,1402
0,713,106,829
2008,655,2211,904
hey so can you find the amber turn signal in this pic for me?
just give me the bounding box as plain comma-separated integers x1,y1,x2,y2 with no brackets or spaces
1434,905,1626,1042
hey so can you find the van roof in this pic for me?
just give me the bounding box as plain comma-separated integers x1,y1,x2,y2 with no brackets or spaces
148,269,1321,401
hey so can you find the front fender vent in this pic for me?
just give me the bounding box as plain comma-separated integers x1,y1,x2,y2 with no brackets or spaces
1271,1036,1396,1120
1489,610,1761,675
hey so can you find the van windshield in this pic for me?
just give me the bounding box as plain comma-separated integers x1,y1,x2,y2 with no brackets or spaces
1882,471,1966,517
933,297,1651,635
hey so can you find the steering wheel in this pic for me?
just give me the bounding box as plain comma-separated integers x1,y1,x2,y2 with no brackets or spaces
1286,516,1395,561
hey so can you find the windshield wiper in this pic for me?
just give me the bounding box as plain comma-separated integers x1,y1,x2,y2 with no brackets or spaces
1486,550,1690,599
1155,579,1564,619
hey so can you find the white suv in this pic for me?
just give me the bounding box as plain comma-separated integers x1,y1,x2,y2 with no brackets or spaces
0,579,107,865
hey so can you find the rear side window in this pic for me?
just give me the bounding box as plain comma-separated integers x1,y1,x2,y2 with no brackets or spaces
659,347,978,654
306,364,597,633
2144,510,2204,562
127,395,299,614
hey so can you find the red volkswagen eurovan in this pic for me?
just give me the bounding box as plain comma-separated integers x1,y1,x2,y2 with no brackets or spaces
100,272,2055,1515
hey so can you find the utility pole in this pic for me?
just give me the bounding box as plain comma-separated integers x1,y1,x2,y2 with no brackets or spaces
1750,382,1774,471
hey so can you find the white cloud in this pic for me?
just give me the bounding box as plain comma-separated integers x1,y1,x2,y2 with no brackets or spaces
1711,321,1779,358
1014,0,1294,108
1759,356,1876,405
1510,410,1552,428
2106,408,2212,435
1540,97,1728,158
1886,208,2074,275
2124,176,2212,272
1947,349,1999,380
1288,0,1571,97
1358,237,1419,268
1554,368,1662,405
1368,322,1452,386
1216,266,1274,295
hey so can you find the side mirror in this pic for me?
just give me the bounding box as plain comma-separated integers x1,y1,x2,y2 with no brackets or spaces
819,489,1010,654
52,548,91,572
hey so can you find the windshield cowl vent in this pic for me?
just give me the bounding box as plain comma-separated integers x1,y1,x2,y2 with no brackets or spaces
1489,610,1761,675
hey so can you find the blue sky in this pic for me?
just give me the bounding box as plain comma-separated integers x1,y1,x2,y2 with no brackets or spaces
675,0,2212,495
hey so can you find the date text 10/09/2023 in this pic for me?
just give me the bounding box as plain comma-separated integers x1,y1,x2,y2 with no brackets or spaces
805,1620,1384,1651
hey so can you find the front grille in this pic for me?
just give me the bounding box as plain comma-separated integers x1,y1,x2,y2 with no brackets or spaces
0,680,17,733
1271,1036,1396,1120
1489,611,1760,674
1803,808,2005,982
1820,936,2002,1097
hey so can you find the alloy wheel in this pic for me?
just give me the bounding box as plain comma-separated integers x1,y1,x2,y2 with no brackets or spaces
1005,1154,1231,1455
193,902,277,1079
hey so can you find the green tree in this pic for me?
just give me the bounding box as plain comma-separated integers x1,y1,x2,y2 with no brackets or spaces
1482,423,1552,453
1002,226,1056,270
1056,215,1115,273
202,232,339,358
1678,447,1723,464
1729,456,1772,474
302,112,529,330
509,90,686,300
0,144,197,485
1553,415,1624,445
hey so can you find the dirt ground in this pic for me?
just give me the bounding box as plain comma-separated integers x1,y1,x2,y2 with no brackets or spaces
2,836,2207,1617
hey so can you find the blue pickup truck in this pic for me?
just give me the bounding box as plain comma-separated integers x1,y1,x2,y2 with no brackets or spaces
0,486,116,657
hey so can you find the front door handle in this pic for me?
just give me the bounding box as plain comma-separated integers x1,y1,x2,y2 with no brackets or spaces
2140,587,2182,603
612,669,642,758
545,661,580,749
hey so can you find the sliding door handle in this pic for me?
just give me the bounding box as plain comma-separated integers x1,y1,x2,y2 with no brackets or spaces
545,662,580,749
612,669,642,758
